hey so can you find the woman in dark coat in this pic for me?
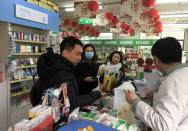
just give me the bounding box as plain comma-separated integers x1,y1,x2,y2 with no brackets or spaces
76,44,100,95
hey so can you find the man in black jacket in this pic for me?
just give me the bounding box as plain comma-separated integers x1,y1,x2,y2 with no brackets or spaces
37,36,102,110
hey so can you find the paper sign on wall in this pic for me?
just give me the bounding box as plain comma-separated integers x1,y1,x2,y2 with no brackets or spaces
15,4,48,24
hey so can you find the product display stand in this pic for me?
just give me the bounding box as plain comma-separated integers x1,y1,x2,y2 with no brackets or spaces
8,24,49,127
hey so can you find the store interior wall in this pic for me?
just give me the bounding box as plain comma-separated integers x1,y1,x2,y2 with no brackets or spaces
0,21,9,131
184,29,188,62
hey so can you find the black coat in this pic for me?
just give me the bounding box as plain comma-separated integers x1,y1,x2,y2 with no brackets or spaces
37,53,101,110
75,61,100,95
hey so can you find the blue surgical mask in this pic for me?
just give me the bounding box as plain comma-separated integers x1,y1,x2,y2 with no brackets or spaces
85,52,94,60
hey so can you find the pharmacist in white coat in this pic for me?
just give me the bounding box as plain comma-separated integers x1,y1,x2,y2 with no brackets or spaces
125,37,188,131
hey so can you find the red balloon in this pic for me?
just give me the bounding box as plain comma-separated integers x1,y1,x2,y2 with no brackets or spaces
105,12,114,21
120,23,127,30
80,25,86,31
155,21,162,28
88,1,99,12
130,29,135,36
145,58,153,65
89,28,96,36
95,31,100,37
72,21,78,29
137,58,144,66
154,15,160,22
85,25,91,31
156,28,162,33
112,16,119,25
64,19,71,27
142,0,155,7
146,8,158,19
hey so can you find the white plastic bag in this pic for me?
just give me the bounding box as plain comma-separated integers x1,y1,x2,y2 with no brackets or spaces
113,82,135,112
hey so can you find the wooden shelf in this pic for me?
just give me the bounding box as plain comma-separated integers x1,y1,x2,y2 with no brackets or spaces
10,77,38,84
17,65,37,69
12,53,42,56
15,39,47,44
11,103,31,111
11,89,31,97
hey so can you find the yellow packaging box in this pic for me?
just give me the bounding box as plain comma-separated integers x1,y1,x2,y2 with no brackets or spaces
103,73,116,92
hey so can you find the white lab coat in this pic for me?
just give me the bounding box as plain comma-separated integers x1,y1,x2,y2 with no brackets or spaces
135,67,188,131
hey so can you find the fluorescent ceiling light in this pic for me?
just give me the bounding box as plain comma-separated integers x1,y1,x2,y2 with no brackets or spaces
63,4,74,8
65,5,102,12
65,7,75,12
160,14,188,18
156,0,188,4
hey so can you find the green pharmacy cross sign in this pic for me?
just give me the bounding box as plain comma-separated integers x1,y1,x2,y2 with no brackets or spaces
78,18,93,25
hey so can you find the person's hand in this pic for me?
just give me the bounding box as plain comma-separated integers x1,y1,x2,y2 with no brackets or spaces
99,83,105,91
124,90,138,104
101,91,107,97
84,77,95,82
97,84,106,97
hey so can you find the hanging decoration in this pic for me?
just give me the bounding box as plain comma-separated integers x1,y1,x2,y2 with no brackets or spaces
72,21,78,29
88,1,99,12
137,58,145,67
104,12,114,21
142,0,155,7
74,0,99,18
64,19,71,27
146,8,158,19
112,16,119,25
120,0,162,36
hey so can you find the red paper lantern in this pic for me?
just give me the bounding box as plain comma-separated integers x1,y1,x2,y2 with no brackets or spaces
137,58,144,66
90,28,96,36
95,31,100,37
88,1,99,12
129,29,135,36
146,8,158,19
91,30,96,36
156,28,162,33
154,15,160,22
105,12,114,21
85,25,92,31
80,25,86,31
126,25,131,31
155,21,162,28
145,58,153,65
64,19,71,27
112,16,119,25
120,23,127,30
142,0,155,7
72,21,78,29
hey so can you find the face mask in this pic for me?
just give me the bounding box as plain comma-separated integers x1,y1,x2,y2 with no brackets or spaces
85,52,94,60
